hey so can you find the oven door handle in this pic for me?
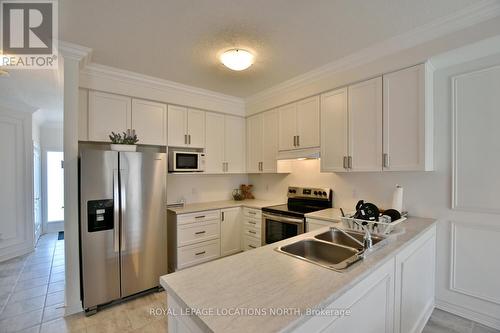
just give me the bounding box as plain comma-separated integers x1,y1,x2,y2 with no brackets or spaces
262,213,304,224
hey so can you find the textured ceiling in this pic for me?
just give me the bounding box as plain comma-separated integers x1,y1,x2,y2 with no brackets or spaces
60,0,482,97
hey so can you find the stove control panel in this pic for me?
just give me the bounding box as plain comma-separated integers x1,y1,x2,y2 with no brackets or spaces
287,186,332,200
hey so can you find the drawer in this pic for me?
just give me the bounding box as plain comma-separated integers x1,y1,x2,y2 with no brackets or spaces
177,220,220,247
177,210,220,225
243,236,261,251
177,239,220,270
243,207,261,219
243,216,261,230
243,225,261,239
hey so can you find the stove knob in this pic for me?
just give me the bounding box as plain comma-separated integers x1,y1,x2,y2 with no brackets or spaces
313,191,318,195
323,191,327,196
288,189,293,193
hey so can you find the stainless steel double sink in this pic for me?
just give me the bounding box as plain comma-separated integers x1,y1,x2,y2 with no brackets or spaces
276,227,387,271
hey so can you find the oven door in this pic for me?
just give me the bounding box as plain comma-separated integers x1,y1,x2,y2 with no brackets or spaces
263,213,304,245
172,152,200,171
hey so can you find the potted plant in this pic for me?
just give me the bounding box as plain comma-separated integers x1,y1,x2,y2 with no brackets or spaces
109,130,139,151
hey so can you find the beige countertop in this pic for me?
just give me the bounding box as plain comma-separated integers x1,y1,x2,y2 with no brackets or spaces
160,217,436,333
305,208,345,222
167,199,283,214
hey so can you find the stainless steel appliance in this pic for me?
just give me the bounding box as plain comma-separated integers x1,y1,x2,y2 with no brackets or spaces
262,186,332,244
79,149,167,313
168,150,205,172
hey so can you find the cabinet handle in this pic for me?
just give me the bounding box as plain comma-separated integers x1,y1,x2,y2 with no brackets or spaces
343,156,347,169
184,134,187,144
293,136,296,147
195,231,206,235
248,221,256,225
188,134,191,145
297,135,300,147
195,215,206,219
221,212,225,221
248,230,256,234
348,156,353,169
383,153,390,168
195,251,206,256
248,211,256,215
248,245,256,249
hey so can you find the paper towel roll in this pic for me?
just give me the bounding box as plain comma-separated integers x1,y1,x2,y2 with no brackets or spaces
392,185,403,212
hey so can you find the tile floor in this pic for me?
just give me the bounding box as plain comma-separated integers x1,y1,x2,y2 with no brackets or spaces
1,233,498,333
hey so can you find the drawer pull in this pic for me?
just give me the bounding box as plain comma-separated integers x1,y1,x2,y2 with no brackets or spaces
194,231,206,235
248,211,256,215
248,245,256,249
195,215,206,219
248,221,256,225
248,230,257,234
195,251,206,256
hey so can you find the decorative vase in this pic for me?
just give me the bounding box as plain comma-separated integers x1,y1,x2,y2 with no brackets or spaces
110,144,137,152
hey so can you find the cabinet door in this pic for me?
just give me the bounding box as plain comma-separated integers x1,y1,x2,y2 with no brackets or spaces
131,99,166,146
187,109,205,148
262,110,279,173
321,88,349,172
296,96,320,148
205,112,225,173
88,91,132,142
348,77,383,171
224,115,246,173
220,208,242,256
246,114,263,173
383,64,431,171
168,105,188,147
278,103,297,151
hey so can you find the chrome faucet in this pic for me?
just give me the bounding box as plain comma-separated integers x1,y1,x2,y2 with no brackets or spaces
351,219,373,250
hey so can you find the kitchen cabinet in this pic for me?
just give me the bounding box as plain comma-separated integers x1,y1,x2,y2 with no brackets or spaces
247,110,279,173
383,64,433,171
349,77,383,171
220,207,242,256
205,113,246,173
306,218,334,232
242,208,261,250
320,88,348,172
78,89,88,141
320,77,382,172
131,99,167,146
167,105,205,148
278,96,320,151
88,91,132,142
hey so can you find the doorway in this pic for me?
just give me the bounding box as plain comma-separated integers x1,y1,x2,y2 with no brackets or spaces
44,150,64,233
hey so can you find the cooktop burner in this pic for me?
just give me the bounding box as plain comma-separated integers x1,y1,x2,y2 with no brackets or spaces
262,186,333,218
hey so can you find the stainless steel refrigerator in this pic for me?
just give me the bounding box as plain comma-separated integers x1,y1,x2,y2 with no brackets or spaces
79,149,167,312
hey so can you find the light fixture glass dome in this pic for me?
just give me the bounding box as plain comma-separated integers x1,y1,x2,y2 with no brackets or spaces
219,49,254,71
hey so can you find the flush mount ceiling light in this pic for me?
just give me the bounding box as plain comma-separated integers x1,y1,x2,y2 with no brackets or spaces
219,49,254,71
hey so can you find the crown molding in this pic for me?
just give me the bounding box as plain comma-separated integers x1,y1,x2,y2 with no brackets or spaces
79,62,245,115
245,0,500,107
58,41,93,68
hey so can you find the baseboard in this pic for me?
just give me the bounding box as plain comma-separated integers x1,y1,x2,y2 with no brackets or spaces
0,244,34,263
435,299,500,330
64,302,83,316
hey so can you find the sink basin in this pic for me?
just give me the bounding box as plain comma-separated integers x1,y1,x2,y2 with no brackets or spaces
277,239,362,271
314,227,386,251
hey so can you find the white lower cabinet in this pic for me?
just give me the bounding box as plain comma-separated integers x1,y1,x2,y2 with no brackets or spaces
177,239,220,270
242,208,262,250
242,235,261,251
306,218,335,232
220,208,242,256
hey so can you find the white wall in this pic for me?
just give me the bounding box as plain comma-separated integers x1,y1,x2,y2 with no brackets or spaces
167,174,248,204
249,52,500,329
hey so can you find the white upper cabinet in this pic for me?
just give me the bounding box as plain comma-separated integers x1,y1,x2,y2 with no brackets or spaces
261,110,279,173
88,91,132,142
205,112,225,173
348,77,383,171
167,106,205,148
296,96,320,149
78,89,88,141
383,64,433,171
246,114,263,173
224,115,246,173
131,99,167,146
279,96,320,151
321,88,349,172
278,103,297,151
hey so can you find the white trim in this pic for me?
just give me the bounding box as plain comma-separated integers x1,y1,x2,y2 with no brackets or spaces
245,0,500,109
58,41,93,67
436,299,500,330
80,63,245,116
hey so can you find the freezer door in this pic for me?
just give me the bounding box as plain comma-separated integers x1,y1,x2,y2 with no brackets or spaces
79,150,121,309
119,152,167,297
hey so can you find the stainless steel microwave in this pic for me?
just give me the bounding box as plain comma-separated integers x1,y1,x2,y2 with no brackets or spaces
168,151,205,172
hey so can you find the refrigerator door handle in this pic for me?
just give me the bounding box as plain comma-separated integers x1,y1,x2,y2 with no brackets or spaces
120,169,127,251
113,169,120,253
